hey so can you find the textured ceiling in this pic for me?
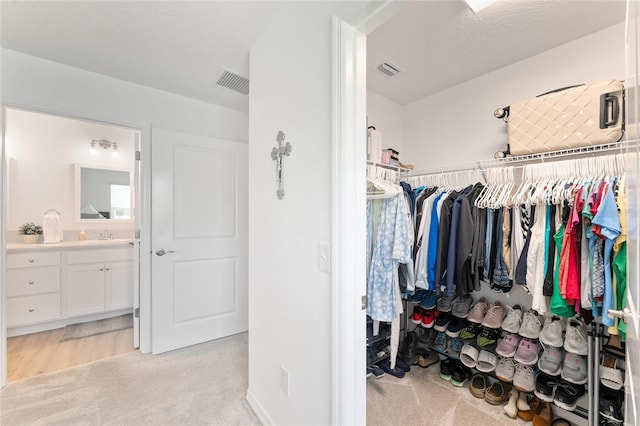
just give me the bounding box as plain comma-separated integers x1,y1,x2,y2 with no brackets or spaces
0,1,628,112
368,0,627,105
0,1,281,113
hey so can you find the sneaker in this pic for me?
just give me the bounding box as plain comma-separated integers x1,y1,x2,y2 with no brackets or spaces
539,315,564,347
378,358,405,378
535,372,559,402
433,312,452,332
538,345,564,376
599,386,624,422
513,363,536,392
421,309,439,328
501,304,523,334
514,337,540,366
564,318,588,355
448,337,463,359
451,362,471,387
468,297,489,323
561,352,587,385
553,380,585,411
459,322,482,341
436,294,455,312
446,317,467,338
410,289,427,305
451,294,473,318
496,333,521,358
410,307,425,324
476,326,500,349
481,301,506,329
419,291,439,310
433,332,449,353
519,310,542,339
496,357,517,382
440,357,455,380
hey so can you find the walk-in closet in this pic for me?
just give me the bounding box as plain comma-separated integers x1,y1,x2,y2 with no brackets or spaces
364,1,637,425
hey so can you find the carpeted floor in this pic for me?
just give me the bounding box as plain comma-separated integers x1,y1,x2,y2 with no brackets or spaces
0,332,260,425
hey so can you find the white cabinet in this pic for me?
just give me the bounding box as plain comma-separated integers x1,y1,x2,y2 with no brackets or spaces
65,247,133,318
5,252,61,327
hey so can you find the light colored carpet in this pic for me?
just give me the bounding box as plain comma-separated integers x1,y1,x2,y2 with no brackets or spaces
0,332,260,425
60,314,134,341
367,360,531,426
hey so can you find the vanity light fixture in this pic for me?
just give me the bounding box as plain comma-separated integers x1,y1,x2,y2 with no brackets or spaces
90,139,119,156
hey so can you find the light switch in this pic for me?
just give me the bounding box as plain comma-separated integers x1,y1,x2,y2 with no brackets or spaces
318,241,331,273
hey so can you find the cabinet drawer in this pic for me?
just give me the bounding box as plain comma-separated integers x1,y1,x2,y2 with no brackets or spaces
6,267,60,297
66,247,132,265
6,293,60,327
7,252,61,269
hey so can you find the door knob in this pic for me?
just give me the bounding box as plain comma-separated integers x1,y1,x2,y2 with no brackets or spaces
155,248,175,256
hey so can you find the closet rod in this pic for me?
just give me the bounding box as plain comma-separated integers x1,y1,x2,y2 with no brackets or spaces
408,139,639,177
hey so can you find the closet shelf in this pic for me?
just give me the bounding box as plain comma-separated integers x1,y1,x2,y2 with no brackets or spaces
408,139,639,177
367,160,412,174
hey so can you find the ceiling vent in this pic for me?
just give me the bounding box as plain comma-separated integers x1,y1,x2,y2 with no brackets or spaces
216,69,250,95
377,62,402,77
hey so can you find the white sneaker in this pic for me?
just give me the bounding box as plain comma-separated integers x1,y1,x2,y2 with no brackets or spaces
513,363,535,393
519,310,542,339
564,318,588,356
539,316,564,347
496,357,517,382
501,304,523,334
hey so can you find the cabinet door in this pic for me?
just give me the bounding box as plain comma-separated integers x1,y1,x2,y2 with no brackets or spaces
66,263,106,317
105,260,133,311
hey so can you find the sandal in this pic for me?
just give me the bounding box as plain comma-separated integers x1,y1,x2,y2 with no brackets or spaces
604,334,625,358
600,354,624,390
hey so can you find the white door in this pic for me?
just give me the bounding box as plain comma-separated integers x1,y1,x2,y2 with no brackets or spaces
151,128,248,354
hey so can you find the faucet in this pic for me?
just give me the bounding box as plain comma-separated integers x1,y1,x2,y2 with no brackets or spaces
97,229,114,240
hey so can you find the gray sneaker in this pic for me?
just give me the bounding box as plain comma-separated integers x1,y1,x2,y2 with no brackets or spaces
561,352,587,384
437,294,455,312
452,294,474,318
538,345,564,376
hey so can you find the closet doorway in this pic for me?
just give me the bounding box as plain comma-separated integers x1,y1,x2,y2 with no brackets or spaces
2,107,141,382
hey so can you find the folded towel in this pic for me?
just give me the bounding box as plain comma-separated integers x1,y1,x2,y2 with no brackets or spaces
43,210,63,243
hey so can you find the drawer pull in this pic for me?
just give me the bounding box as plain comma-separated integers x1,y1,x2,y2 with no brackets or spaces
28,259,35,263
105,268,110,271
100,268,104,271
28,309,34,312
28,281,35,285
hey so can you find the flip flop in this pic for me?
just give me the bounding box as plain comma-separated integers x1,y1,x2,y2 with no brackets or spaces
600,354,624,390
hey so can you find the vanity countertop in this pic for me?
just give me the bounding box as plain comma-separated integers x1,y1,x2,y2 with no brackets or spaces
7,239,134,252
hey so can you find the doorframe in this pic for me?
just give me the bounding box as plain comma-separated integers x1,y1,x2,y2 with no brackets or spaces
331,2,407,424
0,100,152,387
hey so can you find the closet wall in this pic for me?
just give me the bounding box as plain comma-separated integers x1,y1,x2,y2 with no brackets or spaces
367,22,626,170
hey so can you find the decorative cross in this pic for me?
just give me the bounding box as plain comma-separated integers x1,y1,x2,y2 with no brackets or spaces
271,130,292,200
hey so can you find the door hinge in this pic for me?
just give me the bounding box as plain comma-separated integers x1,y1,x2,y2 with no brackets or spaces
135,228,141,239
134,308,140,318
361,295,367,310
135,150,141,161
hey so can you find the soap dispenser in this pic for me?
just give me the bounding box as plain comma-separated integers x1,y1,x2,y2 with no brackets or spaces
78,229,87,241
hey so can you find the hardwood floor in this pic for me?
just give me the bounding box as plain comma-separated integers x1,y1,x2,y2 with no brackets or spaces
7,326,134,382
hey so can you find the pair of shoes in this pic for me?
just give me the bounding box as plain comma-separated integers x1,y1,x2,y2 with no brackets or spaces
519,310,542,339
563,317,588,355
415,348,439,368
469,373,489,398
459,344,496,372
504,388,531,418
436,294,455,313
514,337,540,365
513,363,536,392
410,289,428,305
539,315,564,347
485,381,511,405
440,358,471,386
501,304,523,333
496,333,520,357
534,373,585,411
599,385,624,423
468,297,506,328
411,307,439,328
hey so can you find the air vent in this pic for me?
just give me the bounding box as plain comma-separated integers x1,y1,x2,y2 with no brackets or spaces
216,69,250,95
377,62,402,77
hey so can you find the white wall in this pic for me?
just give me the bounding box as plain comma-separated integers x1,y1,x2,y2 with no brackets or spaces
5,108,136,241
247,2,369,424
367,90,404,157
1,48,248,144
402,22,626,170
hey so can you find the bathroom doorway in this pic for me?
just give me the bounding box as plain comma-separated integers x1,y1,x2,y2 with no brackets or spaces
3,107,140,382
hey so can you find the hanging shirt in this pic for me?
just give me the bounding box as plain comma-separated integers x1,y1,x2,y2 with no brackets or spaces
592,179,622,327
367,193,413,322
551,205,576,317
426,191,446,290
446,185,473,296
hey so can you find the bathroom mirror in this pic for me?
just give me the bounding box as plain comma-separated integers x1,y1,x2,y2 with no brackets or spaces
75,164,133,222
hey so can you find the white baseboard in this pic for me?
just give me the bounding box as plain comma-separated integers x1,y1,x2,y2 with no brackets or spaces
246,388,275,426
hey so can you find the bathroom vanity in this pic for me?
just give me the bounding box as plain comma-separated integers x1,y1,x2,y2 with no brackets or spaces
5,239,134,337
